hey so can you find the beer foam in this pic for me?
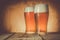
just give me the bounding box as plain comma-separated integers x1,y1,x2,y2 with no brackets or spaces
24,6,33,12
34,4,48,13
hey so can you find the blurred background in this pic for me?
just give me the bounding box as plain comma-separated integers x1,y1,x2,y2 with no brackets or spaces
0,0,60,33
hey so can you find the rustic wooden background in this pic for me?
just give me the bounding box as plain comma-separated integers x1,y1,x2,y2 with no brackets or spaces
0,0,60,33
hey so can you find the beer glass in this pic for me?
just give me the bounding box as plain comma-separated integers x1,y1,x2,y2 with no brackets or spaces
34,4,48,35
24,6,36,34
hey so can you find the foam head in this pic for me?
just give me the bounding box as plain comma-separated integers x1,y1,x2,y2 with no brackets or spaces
24,6,33,12
34,4,48,13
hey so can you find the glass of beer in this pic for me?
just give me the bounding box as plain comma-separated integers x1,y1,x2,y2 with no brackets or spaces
24,6,36,34
34,4,48,35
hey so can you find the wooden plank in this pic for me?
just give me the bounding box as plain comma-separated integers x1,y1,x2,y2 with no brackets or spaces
6,33,43,40
0,33,60,40
0,34,13,40
47,33,60,40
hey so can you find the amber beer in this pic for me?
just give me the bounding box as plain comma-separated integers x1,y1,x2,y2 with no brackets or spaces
24,7,36,34
34,4,48,35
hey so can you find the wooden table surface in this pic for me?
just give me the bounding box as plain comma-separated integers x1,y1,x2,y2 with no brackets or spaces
0,33,60,40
